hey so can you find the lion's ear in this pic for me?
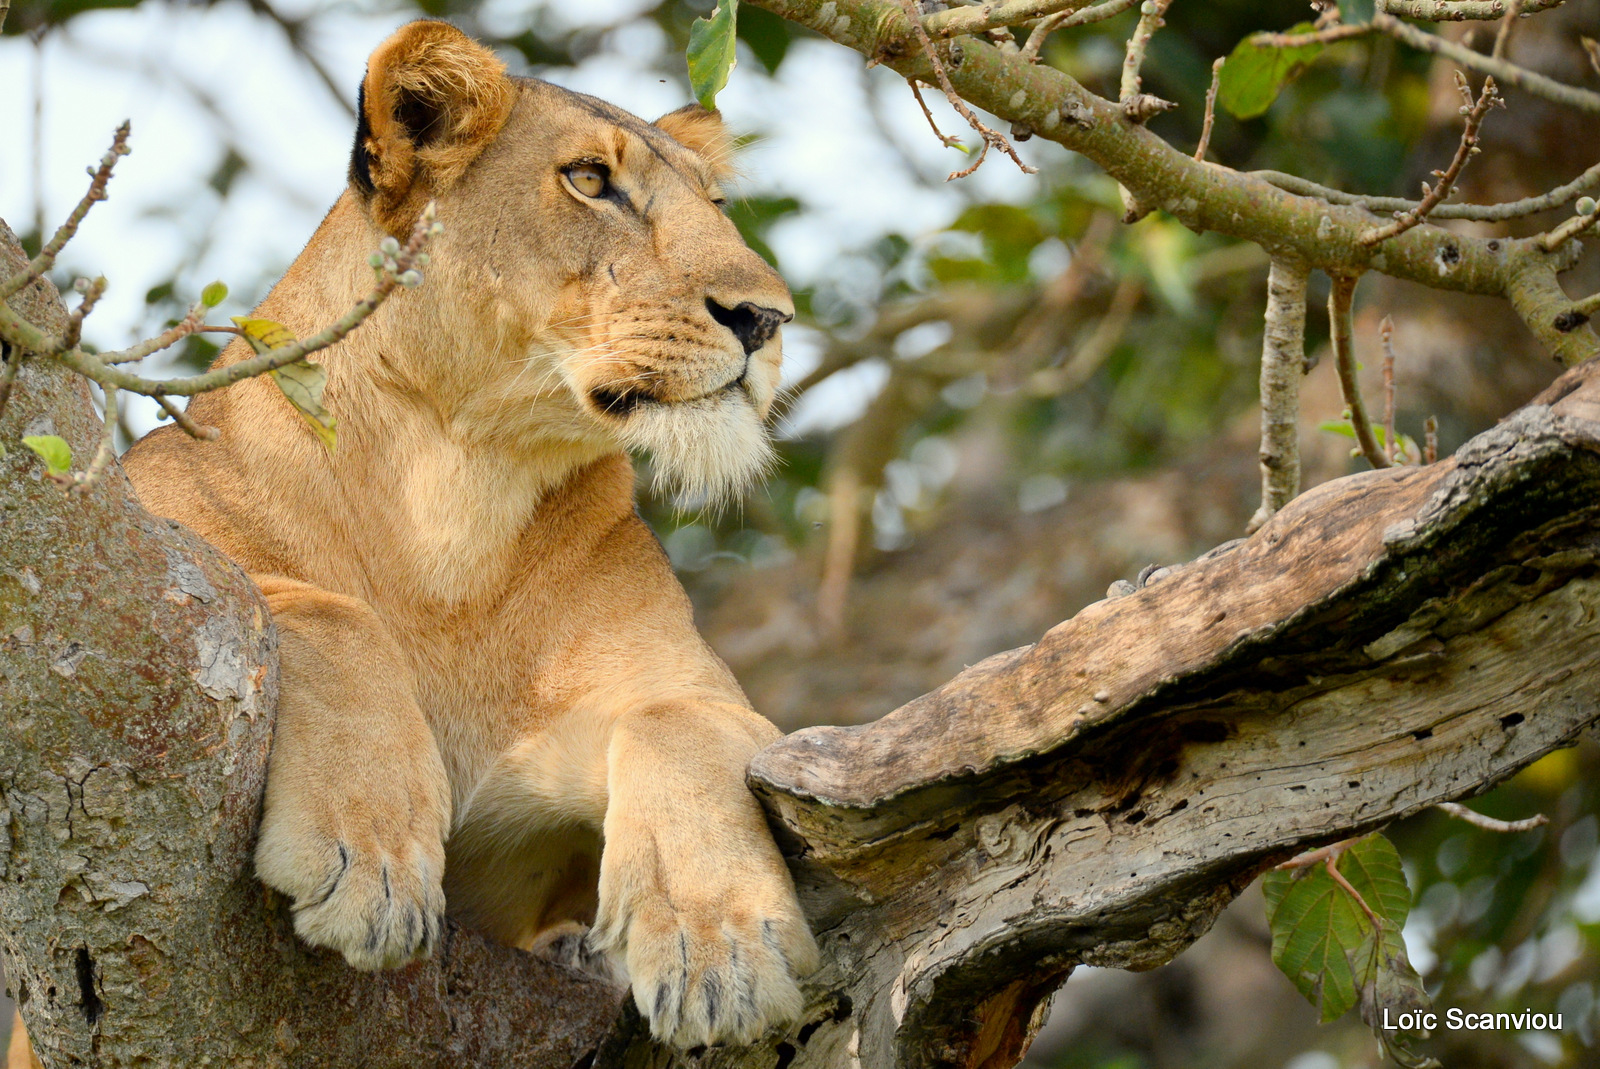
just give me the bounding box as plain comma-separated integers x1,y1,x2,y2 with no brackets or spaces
350,20,515,232
654,105,736,179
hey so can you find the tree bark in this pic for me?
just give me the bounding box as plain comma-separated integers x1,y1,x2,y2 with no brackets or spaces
6,221,1600,1069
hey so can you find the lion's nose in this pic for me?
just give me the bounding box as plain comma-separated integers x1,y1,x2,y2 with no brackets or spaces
706,298,791,356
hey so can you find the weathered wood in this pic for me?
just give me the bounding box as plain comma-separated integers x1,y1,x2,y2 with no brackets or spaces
710,358,1600,1069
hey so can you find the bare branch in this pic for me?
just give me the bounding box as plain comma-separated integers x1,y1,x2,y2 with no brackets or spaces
155,395,219,441
1361,73,1502,246
1376,0,1564,20
9,206,437,400
1252,158,1600,221
0,122,130,302
895,0,1038,179
1253,23,1375,48
1435,801,1549,832
906,79,964,148
1247,258,1307,533
1119,0,1174,102
1373,12,1600,114
922,0,1091,40
1332,274,1390,470
102,301,208,364
1425,415,1439,463
1020,0,1141,63
61,275,107,350
1491,0,1521,60
1381,315,1399,465
69,385,118,492
1538,200,1600,252
1194,57,1224,162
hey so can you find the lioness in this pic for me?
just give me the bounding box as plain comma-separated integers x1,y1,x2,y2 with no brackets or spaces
114,19,816,1051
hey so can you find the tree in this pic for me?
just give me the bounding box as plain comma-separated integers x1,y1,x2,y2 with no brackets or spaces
3,0,1599,1067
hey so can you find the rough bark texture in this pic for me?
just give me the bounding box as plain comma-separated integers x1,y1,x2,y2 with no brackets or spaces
5,210,1600,1068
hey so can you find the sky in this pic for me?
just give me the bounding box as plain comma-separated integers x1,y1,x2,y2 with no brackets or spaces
0,0,1055,439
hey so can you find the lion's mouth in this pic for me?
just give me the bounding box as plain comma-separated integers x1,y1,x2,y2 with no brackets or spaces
589,365,749,419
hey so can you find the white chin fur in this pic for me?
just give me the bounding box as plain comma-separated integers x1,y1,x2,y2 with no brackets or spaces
615,391,775,509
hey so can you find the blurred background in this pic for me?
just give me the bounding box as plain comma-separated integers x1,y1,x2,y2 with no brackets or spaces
3,1,1599,1066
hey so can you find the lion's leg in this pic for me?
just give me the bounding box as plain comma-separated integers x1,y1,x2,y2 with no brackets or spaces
252,576,450,970
587,702,820,1048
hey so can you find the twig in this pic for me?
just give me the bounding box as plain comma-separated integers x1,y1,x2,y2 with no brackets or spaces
1380,315,1398,464
1373,12,1600,114
1436,801,1548,832
1555,288,1600,333
1583,36,1600,78
1361,73,1502,246
35,206,437,398
154,394,219,442
1274,838,1387,932
896,0,1038,179
70,385,119,492
1538,202,1600,252
1194,57,1224,162
1252,159,1600,221
1424,416,1439,463
1376,0,1563,21
1252,23,1375,48
1247,258,1309,533
0,0,10,35
1020,0,1141,63
922,0,1091,40
1119,0,1174,102
1491,0,1521,60
1331,275,1390,469
907,80,965,148
1324,855,1387,931
0,122,131,302
62,276,107,350
102,301,207,364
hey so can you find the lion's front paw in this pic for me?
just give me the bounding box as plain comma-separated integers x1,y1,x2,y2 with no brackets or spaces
255,798,447,971
592,856,820,1048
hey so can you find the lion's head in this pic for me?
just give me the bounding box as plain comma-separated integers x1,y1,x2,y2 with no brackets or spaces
348,21,790,505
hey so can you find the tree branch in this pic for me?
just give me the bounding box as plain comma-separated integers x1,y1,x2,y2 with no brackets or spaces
1372,12,1600,114
1248,258,1308,532
747,0,1596,365
1376,0,1566,21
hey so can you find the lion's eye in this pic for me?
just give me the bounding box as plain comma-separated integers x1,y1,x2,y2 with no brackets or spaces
566,164,609,199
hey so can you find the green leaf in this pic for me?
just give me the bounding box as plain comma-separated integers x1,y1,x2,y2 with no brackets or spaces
232,316,296,352
21,434,72,476
1319,419,1358,439
270,360,338,452
232,317,337,451
200,281,229,307
1218,23,1325,120
687,0,739,110
1263,834,1414,1023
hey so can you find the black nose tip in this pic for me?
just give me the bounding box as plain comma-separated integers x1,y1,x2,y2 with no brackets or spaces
706,299,790,356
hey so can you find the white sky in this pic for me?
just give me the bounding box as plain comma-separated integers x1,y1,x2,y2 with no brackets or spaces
0,0,1054,438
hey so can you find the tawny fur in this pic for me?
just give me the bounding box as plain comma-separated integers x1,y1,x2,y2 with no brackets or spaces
19,20,816,1054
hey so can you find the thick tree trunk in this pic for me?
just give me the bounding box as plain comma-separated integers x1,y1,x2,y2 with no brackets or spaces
5,218,1600,1069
